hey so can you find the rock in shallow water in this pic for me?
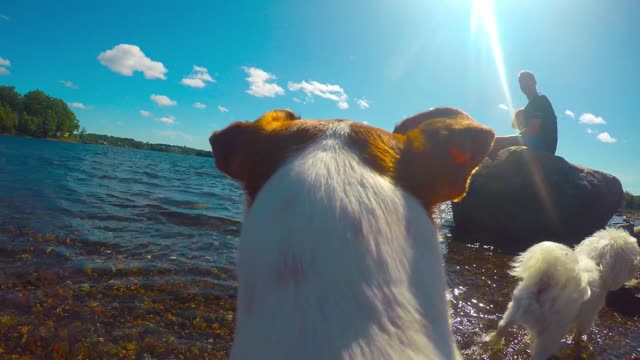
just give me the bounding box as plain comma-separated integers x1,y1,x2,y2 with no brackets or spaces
452,146,623,252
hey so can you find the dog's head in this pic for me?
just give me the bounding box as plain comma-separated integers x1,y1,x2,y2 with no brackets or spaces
210,107,495,212
575,227,640,290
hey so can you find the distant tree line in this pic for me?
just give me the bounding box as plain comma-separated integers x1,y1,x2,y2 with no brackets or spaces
0,86,80,138
77,133,211,158
0,85,211,158
621,191,640,213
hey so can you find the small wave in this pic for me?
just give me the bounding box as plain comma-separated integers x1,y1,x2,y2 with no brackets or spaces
76,212,137,223
158,211,241,235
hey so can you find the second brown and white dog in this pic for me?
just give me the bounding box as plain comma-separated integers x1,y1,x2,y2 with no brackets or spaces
488,227,640,360
210,108,495,359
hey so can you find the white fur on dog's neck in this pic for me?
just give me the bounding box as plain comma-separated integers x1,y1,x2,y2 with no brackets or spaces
231,122,460,359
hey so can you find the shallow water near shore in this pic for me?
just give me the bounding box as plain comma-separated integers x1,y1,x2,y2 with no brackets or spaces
1,136,638,359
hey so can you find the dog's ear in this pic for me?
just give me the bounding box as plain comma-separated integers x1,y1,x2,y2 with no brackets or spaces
209,121,255,183
210,109,319,205
209,109,300,182
394,107,495,209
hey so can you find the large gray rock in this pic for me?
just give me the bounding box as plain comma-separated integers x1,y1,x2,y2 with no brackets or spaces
451,146,623,251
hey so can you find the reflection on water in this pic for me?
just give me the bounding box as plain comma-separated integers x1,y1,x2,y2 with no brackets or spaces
0,136,638,358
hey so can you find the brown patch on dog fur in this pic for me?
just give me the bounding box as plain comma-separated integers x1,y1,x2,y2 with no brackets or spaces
210,107,495,212
348,123,404,179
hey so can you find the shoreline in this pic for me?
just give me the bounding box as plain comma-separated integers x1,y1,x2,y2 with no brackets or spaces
615,212,640,222
1,133,212,158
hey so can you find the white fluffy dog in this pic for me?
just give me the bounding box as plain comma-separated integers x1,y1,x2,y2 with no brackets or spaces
488,227,640,360
210,108,495,359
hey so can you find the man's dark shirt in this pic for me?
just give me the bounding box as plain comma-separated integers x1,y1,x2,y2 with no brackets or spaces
524,93,557,154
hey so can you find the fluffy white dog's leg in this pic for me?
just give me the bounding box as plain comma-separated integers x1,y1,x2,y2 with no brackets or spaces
572,291,606,342
529,322,573,360
487,301,518,348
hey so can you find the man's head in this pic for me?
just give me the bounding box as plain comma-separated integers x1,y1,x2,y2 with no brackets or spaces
518,70,537,98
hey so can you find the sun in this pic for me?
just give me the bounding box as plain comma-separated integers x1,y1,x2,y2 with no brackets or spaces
470,0,514,115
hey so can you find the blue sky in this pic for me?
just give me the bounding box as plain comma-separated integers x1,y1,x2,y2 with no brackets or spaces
1,0,639,193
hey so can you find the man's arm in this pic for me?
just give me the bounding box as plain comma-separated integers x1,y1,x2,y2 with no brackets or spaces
512,108,526,132
520,117,541,136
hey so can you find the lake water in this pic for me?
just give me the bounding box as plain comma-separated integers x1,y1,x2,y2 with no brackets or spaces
1,135,638,359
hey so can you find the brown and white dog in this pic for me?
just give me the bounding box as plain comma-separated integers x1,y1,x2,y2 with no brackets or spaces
210,108,495,359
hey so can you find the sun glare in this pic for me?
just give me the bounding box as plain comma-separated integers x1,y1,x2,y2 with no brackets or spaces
470,0,514,115
470,0,557,220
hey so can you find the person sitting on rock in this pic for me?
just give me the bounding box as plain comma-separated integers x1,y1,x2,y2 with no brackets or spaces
488,70,558,158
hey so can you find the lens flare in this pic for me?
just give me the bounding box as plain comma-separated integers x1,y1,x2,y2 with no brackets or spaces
470,0,557,223
470,0,514,114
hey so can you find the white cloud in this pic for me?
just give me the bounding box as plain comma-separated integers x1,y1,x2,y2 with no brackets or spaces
139,110,151,117
292,97,301,103
498,104,508,111
98,44,167,80
68,102,92,110
60,80,78,89
150,94,177,107
242,66,285,97
180,65,215,88
579,113,606,125
156,116,178,126
193,102,206,109
217,105,229,112
287,80,349,109
564,109,575,119
587,128,594,134
181,78,205,88
0,56,11,76
596,132,617,143
153,130,193,141
356,98,370,110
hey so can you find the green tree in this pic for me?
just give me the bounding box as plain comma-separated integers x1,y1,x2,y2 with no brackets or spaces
621,191,640,212
0,86,22,112
23,90,49,120
41,110,58,137
77,126,87,140
17,112,38,135
0,87,81,138
0,104,18,134
52,98,78,136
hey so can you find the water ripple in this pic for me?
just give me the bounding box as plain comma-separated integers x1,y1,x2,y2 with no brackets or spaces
0,136,243,269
